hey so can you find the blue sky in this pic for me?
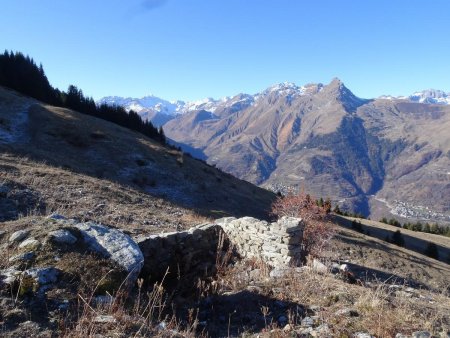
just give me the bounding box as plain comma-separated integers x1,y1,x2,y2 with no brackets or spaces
1,0,450,101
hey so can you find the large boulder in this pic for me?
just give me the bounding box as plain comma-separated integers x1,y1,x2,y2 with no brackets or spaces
74,222,144,285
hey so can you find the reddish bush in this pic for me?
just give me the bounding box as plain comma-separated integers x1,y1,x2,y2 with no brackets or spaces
271,192,335,261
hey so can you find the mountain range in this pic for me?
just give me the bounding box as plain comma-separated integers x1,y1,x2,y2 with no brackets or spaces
98,85,450,127
99,80,450,223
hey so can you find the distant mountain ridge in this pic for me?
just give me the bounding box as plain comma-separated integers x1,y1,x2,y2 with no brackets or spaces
160,78,450,224
379,89,450,105
98,85,450,126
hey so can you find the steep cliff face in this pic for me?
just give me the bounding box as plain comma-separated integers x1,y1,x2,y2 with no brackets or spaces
164,80,450,222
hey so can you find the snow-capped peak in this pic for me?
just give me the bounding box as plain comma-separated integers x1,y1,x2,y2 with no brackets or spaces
379,89,450,105
409,89,450,104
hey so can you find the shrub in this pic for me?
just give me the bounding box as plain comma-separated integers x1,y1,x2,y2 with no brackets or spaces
271,191,335,261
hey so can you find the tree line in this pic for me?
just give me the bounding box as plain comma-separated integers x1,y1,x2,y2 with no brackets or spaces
379,217,450,237
0,50,165,143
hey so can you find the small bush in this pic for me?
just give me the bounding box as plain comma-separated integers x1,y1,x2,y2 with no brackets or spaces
271,191,335,261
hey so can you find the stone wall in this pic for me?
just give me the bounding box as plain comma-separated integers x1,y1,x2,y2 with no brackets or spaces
216,216,304,266
137,216,305,282
137,223,223,283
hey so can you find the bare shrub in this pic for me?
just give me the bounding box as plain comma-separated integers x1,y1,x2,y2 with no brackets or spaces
271,191,336,260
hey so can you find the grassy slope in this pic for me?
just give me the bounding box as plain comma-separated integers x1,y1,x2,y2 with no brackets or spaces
334,215,450,264
0,86,275,233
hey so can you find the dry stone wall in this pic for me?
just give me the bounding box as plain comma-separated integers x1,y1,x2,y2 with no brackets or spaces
216,216,304,266
137,216,305,281
137,224,223,282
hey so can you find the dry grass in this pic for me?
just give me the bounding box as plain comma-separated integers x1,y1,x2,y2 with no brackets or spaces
60,273,202,338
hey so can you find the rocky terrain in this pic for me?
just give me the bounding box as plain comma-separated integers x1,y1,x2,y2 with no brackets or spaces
1,85,450,337
159,79,450,223
0,213,449,337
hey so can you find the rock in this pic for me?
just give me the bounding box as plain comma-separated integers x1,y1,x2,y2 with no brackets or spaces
331,263,341,273
354,333,375,338
8,251,35,263
269,267,304,278
283,324,292,331
311,324,330,337
94,295,115,305
311,259,328,273
49,229,77,244
0,267,22,284
48,213,66,220
412,331,431,338
395,290,413,298
9,230,30,243
308,305,322,313
0,230,6,239
340,264,349,272
301,316,314,327
25,267,59,285
2,266,58,288
395,334,409,338
74,221,144,285
270,267,290,278
335,308,359,317
94,315,116,323
4,308,28,322
18,238,40,250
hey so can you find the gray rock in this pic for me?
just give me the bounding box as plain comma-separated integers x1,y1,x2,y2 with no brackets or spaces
311,324,330,337
74,221,144,285
311,259,328,273
301,316,314,327
412,331,431,338
277,216,304,233
0,267,22,284
48,213,66,220
94,315,116,323
335,308,359,317
9,230,30,243
24,267,59,285
49,229,77,244
18,238,40,249
94,295,115,305
340,264,350,272
395,334,409,338
354,333,375,338
8,251,35,263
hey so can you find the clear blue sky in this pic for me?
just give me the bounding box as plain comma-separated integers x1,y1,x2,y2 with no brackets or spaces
1,0,449,101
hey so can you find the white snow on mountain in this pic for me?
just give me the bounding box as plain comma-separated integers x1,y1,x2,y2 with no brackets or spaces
409,89,450,104
98,84,450,127
379,89,450,105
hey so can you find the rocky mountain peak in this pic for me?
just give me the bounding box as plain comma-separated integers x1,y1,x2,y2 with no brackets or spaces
321,78,365,111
